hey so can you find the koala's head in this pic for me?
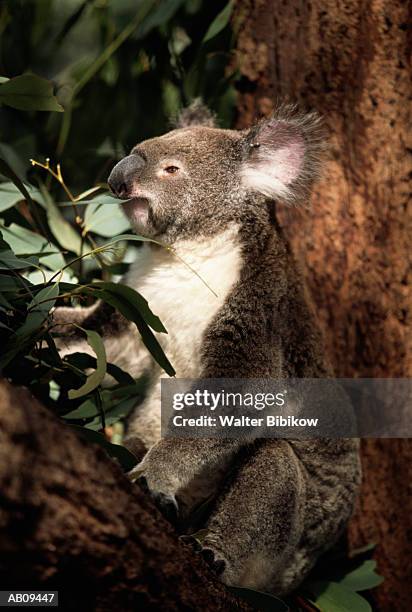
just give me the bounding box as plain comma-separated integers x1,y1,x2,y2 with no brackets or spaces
108,100,324,242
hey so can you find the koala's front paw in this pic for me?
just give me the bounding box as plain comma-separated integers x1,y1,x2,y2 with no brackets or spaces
138,474,179,522
129,461,180,523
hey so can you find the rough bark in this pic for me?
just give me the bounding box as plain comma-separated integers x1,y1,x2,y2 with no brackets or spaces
235,1,412,610
0,379,250,612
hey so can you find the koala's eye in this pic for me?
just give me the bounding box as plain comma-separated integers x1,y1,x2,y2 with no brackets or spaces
163,165,180,175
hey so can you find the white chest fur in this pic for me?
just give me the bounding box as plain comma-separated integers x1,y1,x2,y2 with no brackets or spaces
125,226,242,376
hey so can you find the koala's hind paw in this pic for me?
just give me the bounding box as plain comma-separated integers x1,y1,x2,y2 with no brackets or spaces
200,546,226,576
136,475,179,523
180,535,226,576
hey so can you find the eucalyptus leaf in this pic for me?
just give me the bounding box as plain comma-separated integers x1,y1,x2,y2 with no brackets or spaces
92,286,174,376
93,281,167,333
0,143,27,181
202,1,233,43
349,543,376,558
57,280,174,375
85,395,138,430
0,272,32,293
0,292,13,309
0,250,39,270
0,182,43,212
68,329,107,399
0,282,60,367
65,352,135,385
336,560,383,592
0,158,46,235
134,0,187,39
307,581,372,612
0,74,63,112
0,223,65,271
44,191,82,255
64,383,141,419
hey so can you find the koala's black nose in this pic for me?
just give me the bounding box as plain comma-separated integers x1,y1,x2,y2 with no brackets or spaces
108,153,146,199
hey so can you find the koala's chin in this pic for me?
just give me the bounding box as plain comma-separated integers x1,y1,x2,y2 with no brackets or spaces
123,197,152,235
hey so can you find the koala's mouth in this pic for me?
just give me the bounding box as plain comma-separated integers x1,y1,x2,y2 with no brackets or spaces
122,197,151,227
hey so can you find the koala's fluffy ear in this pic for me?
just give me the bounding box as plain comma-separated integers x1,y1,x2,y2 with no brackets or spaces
174,98,217,128
240,105,326,203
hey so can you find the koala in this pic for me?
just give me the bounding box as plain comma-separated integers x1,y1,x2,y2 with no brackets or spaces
55,101,360,595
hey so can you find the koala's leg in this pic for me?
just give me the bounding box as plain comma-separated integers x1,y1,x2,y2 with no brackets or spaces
53,301,130,340
124,379,162,454
201,438,360,595
200,439,306,592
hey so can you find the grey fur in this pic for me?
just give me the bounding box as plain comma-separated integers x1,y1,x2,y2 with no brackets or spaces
56,101,360,595
172,97,217,128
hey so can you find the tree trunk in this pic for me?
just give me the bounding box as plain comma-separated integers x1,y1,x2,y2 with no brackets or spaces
0,379,250,612
235,1,412,610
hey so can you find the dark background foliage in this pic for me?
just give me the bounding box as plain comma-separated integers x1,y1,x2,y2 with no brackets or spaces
0,0,237,193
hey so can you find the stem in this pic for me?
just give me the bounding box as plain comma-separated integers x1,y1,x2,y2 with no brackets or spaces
30,159,76,202
96,389,106,432
165,245,218,298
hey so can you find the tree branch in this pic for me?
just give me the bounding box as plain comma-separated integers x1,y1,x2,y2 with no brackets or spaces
0,379,250,612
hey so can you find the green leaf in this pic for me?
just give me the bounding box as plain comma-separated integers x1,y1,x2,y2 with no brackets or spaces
65,352,135,386
202,1,233,43
94,281,167,333
26,283,60,328
307,581,372,612
336,560,383,592
0,250,38,270
57,280,175,376
92,285,174,376
83,195,130,237
85,395,138,430
0,283,60,367
68,329,107,399
0,182,32,212
0,158,46,235
0,74,63,112
0,223,65,271
43,190,82,255
134,0,187,39
0,272,32,293
69,425,138,472
0,143,28,181
0,231,39,269
349,543,376,558
229,587,289,612
0,292,13,309
0,182,44,212
63,383,142,419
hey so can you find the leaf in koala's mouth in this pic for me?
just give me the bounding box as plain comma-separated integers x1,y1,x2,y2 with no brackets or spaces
122,197,150,226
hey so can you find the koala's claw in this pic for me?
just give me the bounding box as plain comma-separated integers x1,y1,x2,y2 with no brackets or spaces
154,491,179,523
137,475,149,492
200,546,226,576
139,483,179,522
